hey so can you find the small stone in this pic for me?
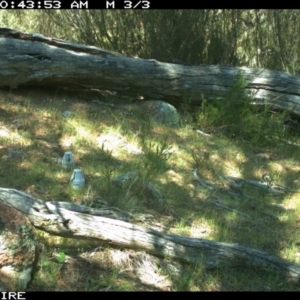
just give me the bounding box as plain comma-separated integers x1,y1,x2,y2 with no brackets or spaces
7,148,27,159
62,111,75,118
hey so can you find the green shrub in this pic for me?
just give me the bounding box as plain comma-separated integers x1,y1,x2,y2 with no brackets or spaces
194,74,288,146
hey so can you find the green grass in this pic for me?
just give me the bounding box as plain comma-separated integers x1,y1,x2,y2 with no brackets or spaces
0,83,300,291
1,11,300,290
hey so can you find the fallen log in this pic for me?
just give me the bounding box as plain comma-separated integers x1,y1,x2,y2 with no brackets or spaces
1,187,300,283
1,27,300,117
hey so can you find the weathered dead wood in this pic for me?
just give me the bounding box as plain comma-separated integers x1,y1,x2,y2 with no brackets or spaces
0,187,300,282
1,27,300,117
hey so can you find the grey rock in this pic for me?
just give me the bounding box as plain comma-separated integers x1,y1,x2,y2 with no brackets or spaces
112,171,139,189
62,110,75,118
140,100,179,127
7,148,27,159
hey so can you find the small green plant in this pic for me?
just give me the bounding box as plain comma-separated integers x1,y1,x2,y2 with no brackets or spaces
180,95,195,124
102,165,114,192
196,73,252,129
194,73,288,146
38,252,64,289
174,219,191,236
24,98,31,110
41,260,51,267
99,143,114,162
56,251,66,264
139,136,172,179
196,96,221,129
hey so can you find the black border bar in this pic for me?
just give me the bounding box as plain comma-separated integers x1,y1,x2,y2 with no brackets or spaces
0,1,241,9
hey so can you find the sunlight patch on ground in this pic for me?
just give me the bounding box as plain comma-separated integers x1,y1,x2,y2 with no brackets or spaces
166,169,185,185
0,125,31,146
60,135,76,148
269,162,285,172
109,249,171,289
96,133,142,155
74,125,91,139
190,224,212,239
282,196,300,210
0,127,12,138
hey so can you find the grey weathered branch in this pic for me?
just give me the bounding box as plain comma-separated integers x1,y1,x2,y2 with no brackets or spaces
1,27,300,117
1,187,300,282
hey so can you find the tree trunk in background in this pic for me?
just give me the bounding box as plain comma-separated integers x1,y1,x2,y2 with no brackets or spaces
1,27,300,117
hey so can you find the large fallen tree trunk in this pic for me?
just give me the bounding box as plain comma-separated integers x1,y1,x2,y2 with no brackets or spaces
1,187,300,283
1,27,300,117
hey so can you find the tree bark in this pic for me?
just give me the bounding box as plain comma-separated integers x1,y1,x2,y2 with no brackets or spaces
1,27,300,117
1,187,300,282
